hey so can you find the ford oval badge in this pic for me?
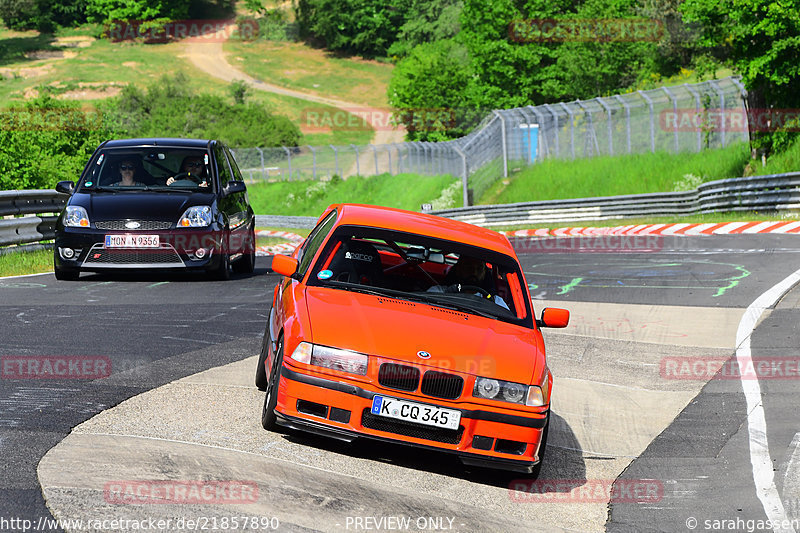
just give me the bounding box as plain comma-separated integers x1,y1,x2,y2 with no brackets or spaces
417,351,431,359
125,221,141,229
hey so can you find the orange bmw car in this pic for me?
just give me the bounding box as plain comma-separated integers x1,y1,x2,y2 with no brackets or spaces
256,204,569,474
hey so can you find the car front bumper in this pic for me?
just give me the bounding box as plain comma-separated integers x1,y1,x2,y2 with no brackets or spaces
274,363,549,473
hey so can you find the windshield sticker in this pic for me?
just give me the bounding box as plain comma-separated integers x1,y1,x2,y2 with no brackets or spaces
317,269,333,280
204,153,209,165
85,181,93,187
96,154,104,165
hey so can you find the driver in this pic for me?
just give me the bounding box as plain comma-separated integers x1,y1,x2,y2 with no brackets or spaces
429,255,509,309
166,156,209,187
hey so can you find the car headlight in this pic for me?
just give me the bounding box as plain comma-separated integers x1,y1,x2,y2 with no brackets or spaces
63,206,90,228
290,342,368,375
473,376,547,406
178,206,212,227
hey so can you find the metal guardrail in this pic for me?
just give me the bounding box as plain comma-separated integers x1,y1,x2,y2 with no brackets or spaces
1,172,798,250
431,172,800,227
0,190,67,247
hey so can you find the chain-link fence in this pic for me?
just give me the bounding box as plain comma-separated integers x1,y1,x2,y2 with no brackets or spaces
232,76,749,206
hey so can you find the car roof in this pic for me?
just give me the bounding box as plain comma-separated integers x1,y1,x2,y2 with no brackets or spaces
328,203,515,256
100,138,214,149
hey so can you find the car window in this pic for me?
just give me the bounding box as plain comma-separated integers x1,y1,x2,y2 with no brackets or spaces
77,148,212,191
214,144,233,188
224,146,244,182
308,225,533,328
296,210,338,278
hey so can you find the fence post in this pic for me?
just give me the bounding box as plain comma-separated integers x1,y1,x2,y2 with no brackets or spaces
256,147,265,179
559,102,575,159
613,95,631,154
386,145,393,175
350,144,360,176
370,144,378,175
330,145,340,176
543,104,560,158
638,90,656,153
662,87,679,152
493,110,508,178
729,77,749,143
282,146,292,180
575,99,599,157
596,97,613,156
709,80,726,147
527,106,547,160
308,145,317,179
682,84,702,152
452,144,469,207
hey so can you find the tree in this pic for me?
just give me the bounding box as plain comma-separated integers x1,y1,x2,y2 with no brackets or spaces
386,0,463,58
681,0,800,152
85,0,190,24
0,0,88,31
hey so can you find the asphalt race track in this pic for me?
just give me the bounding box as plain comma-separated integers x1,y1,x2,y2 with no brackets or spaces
1,234,800,532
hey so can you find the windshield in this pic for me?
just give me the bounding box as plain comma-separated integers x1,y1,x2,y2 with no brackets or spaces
308,225,534,328
78,147,213,192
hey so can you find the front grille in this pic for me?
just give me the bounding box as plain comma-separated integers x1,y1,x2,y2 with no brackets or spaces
95,220,173,230
361,409,463,444
83,246,183,265
421,371,463,400
378,363,419,392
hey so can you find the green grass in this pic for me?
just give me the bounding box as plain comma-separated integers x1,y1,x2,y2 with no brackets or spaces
0,248,52,277
480,142,752,205
247,173,460,216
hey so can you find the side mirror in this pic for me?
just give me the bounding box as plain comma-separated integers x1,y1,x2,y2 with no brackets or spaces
538,307,569,328
55,181,75,195
222,180,246,197
271,254,298,278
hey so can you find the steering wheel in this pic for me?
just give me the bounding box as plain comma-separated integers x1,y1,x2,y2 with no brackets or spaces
168,172,200,185
448,284,492,298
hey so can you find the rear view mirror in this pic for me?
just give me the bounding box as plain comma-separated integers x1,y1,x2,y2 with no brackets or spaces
222,181,246,196
55,181,75,195
538,307,569,328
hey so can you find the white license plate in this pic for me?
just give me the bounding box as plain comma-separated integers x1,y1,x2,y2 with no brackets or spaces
104,234,160,248
370,395,460,430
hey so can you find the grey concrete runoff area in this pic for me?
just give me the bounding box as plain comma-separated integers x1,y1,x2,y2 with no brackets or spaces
39,300,740,533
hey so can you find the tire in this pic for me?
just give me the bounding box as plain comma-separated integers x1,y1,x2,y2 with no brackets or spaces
232,246,255,274
54,265,79,281
255,326,270,391
209,249,230,281
261,337,282,431
530,417,549,479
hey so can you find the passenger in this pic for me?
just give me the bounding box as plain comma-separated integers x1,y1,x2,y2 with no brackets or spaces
429,255,509,309
111,159,144,187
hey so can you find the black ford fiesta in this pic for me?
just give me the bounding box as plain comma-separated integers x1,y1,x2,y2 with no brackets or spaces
53,138,255,280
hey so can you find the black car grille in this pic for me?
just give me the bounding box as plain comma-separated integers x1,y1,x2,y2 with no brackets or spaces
421,371,464,400
361,409,464,444
83,247,183,265
378,363,419,392
95,220,173,230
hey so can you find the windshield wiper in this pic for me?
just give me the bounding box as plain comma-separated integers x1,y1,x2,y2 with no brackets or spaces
410,292,498,319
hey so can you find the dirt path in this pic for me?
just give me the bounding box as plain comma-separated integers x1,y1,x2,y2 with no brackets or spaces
182,24,406,148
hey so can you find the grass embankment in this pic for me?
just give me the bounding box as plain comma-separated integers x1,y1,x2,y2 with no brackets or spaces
247,174,460,216
479,143,752,205
0,248,52,276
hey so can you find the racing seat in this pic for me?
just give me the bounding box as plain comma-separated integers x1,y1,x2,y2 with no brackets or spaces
327,239,384,286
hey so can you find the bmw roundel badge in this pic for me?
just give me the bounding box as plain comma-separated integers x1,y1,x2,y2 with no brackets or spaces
417,350,431,359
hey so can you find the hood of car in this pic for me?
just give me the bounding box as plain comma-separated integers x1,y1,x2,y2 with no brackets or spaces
304,287,541,384
69,192,213,222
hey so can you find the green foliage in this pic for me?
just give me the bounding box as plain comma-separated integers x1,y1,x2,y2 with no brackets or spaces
0,95,110,190
681,0,800,153
229,79,250,105
388,39,480,141
0,0,88,31
99,73,301,148
85,0,190,24
386,0,463,58
296,0,407,57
